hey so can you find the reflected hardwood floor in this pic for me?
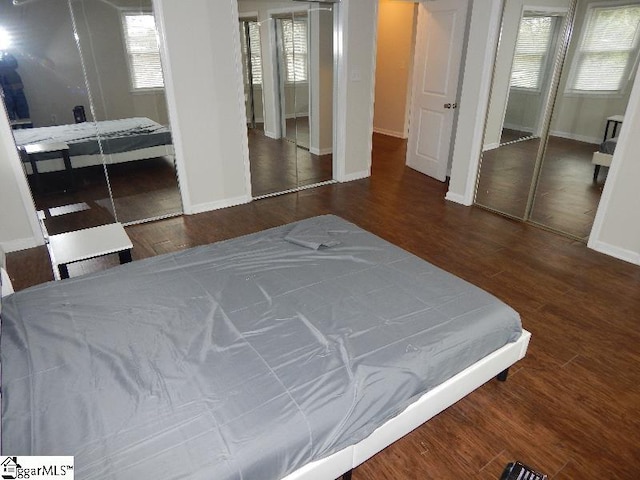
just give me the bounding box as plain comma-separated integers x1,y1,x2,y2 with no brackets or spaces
248,123,332,197
476,135,606,239
7,133,640,479
28,157,183,235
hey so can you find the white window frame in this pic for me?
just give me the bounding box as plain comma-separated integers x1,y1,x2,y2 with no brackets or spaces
565,2,640,96
120,10,164,92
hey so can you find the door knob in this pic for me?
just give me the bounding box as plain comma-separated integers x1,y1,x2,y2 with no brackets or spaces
444,103,452,109
444,103,458,109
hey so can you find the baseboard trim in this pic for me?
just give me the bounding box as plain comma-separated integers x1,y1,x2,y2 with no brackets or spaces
339,170,370,182
588,240,640,266
483,142,500,151
445,191,471,206
187,195,252,215
373,127,407,139
309,147,333,156
1,236,43,253
264,130,278,140
549,130,600,145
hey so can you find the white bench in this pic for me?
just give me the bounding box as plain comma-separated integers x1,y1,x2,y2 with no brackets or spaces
48,223,133,280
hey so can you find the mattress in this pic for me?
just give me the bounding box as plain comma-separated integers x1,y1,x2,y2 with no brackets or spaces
1,215,522,479
12,117,172,160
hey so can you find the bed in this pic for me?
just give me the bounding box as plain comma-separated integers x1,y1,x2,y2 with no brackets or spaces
12,117,174,174
0,215,530,479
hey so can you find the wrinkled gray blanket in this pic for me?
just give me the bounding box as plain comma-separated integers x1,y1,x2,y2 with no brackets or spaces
13,117,171,159
1,215,522,480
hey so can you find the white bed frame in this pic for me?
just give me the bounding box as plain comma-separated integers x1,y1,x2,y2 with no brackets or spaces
283,330,531,480
0,273,530,479
21,144,175,174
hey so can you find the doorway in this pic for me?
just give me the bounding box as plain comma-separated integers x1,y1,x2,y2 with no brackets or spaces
374,0,469,183
476,0,640,241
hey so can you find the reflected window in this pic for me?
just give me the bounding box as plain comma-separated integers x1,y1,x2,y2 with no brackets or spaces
282,18,308,83
240,21,263,85
510,16,554,90
568,4,640,93
121,12,164,90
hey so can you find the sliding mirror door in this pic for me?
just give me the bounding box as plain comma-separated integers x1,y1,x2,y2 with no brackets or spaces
0,0,113,235
477,0,640,242
69,0,182,225
237,0,333,198
529,0,640,239
476,2,569,219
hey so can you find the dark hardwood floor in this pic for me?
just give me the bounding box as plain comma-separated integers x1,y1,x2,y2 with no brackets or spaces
7,133,640,479
476,135,605,239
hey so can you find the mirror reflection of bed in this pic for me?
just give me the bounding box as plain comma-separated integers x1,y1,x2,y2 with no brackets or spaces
238,1,334,198
476,0,639,240
0,0,182,237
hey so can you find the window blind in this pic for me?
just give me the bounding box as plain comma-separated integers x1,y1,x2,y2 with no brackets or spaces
282,18,308,83
122,13,164,90
241,21,263,85
571,6,640,92
510,16,554,90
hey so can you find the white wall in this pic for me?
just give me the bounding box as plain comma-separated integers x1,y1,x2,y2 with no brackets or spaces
588,62,640,265
155,0,251,213
336,0,378,181
0,111,43,252
373,0,416,139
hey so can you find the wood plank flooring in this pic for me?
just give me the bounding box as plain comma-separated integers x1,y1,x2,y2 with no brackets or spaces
476,135,605,240
6,133,640,479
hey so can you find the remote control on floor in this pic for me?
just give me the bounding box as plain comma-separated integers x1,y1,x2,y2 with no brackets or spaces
500,461,548,480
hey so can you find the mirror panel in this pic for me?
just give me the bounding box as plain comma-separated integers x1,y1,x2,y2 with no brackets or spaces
69,0,182,225
238,0,333,198
476,1,570,219
0,0,113,235
530,0,640,239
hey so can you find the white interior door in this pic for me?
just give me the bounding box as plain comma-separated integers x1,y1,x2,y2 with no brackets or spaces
406,0,468,181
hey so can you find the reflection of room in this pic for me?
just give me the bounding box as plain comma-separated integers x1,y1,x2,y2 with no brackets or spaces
238,0,334,198
476,0,640,240
0,0,182,236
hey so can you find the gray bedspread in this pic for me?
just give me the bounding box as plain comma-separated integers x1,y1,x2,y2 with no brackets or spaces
12,117,172,159
1,215,522,480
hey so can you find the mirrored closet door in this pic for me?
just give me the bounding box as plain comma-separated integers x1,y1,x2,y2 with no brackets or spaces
0,0,182,236
476,0,640,241
237,0,334,198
